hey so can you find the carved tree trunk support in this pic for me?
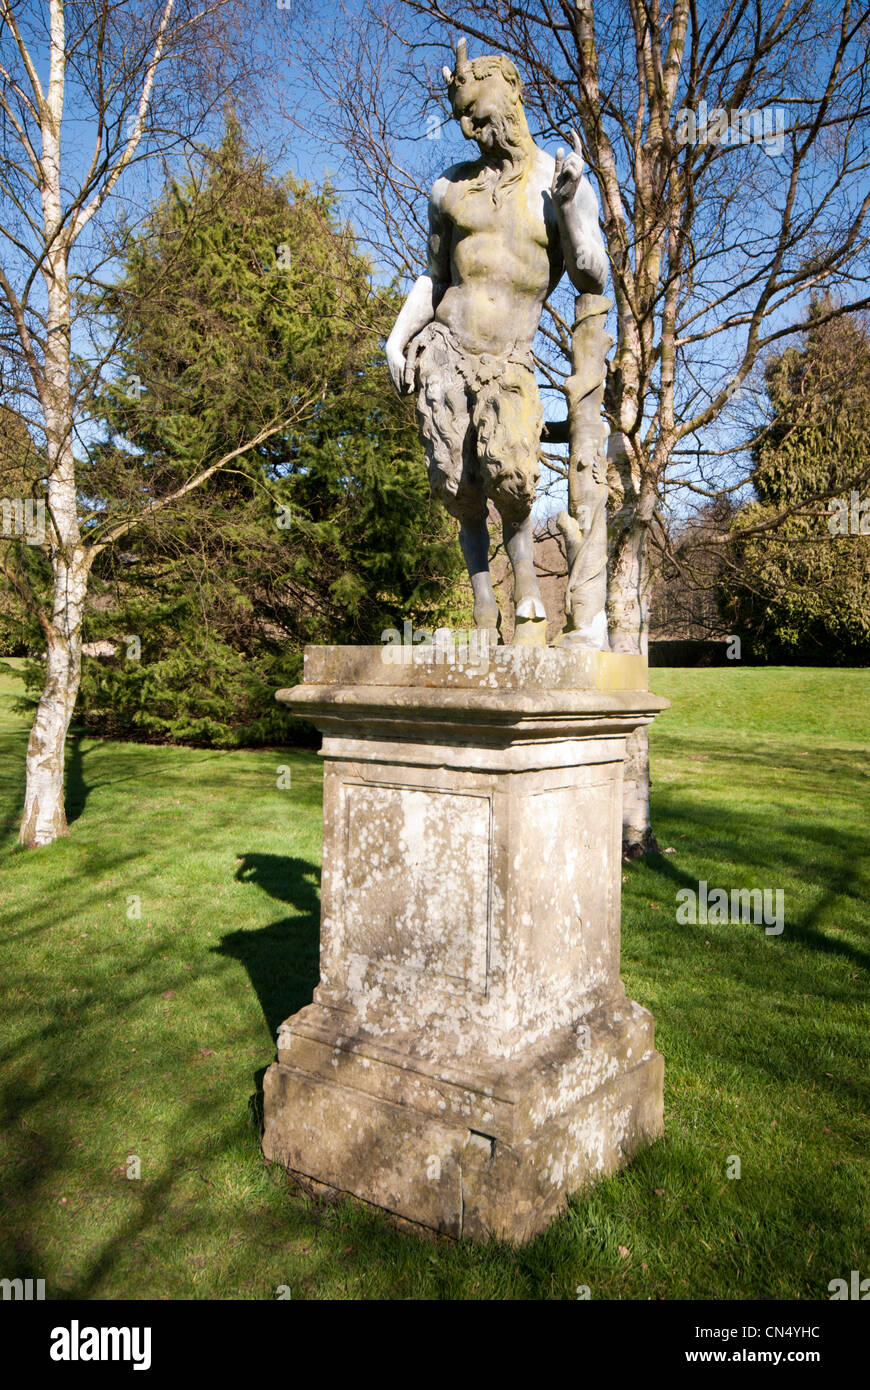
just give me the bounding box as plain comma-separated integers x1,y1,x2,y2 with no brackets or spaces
557,293,613,651
264,644,668,1241
608,513,658,857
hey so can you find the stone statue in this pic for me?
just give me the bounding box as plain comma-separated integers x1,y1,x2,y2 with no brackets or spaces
386,37,609,644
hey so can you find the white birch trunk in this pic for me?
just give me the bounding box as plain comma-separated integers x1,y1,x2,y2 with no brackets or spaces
19,548,89,845
18,11,87,847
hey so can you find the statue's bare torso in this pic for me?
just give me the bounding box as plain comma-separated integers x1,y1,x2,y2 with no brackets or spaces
430,151,562,357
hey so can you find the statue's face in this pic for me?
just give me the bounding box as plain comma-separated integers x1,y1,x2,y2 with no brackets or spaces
452,70,517,154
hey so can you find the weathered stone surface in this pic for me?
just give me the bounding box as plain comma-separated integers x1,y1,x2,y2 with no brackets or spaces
296,642,647,692
263,645,668,1241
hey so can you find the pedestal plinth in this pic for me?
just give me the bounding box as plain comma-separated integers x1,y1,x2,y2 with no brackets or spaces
263,643,669,1241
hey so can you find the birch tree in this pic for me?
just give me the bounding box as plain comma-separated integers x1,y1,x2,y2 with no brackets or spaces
295,0,870,852
0,0,307,846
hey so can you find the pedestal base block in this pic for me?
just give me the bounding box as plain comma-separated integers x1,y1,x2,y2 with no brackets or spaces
263,994,664,1241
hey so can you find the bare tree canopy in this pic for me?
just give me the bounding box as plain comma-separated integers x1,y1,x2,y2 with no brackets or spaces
293,0,870,850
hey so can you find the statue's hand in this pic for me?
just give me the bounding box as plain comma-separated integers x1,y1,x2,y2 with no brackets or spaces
552,127,589,208
386,339,408,395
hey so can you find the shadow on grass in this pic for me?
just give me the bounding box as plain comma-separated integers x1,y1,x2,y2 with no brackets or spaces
1,859,424,1300
640,802,870,974
1,710,128,842
1,698,865,1297
232,851,321,910
623,808,869,1111
38,852,453,1300
214,853,322,1137
0,716,215,845
220,853,321,1037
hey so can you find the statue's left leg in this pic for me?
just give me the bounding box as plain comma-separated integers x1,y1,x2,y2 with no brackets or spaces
474,363,547,645
502,513,546,632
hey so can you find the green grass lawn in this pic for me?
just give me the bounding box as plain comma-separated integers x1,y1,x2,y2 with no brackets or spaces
0,659,867,1299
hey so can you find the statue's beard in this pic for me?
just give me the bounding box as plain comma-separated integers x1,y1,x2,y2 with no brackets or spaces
469,106,529,205
474,107,525,161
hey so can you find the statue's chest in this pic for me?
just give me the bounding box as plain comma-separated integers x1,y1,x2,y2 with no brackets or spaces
449,176,550,249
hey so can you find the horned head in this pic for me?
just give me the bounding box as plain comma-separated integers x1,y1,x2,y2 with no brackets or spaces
442,37,522,108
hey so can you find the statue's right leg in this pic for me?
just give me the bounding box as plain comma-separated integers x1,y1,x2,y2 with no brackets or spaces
458,507,500,633
474,363,546,644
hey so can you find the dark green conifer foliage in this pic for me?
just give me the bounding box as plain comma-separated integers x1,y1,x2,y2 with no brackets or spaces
721,300,870,662
75,118,464,744
0,406,49,657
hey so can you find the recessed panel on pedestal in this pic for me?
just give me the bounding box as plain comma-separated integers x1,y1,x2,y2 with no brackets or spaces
341,781,491,995
513,772,620,1008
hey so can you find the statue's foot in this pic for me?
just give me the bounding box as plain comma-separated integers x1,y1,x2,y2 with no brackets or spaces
516,596,546,621
556,609,610,651
513,595,547,646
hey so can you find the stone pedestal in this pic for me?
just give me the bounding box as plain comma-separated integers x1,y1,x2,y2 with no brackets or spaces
263,643,669,1241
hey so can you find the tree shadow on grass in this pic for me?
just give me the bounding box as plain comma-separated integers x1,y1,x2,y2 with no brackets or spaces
4,784,863,1294
1,721,207,844
629,817,869,1109
1,846,423,1300
215,853,322,1130
652,733,870,785
640,808,870,974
